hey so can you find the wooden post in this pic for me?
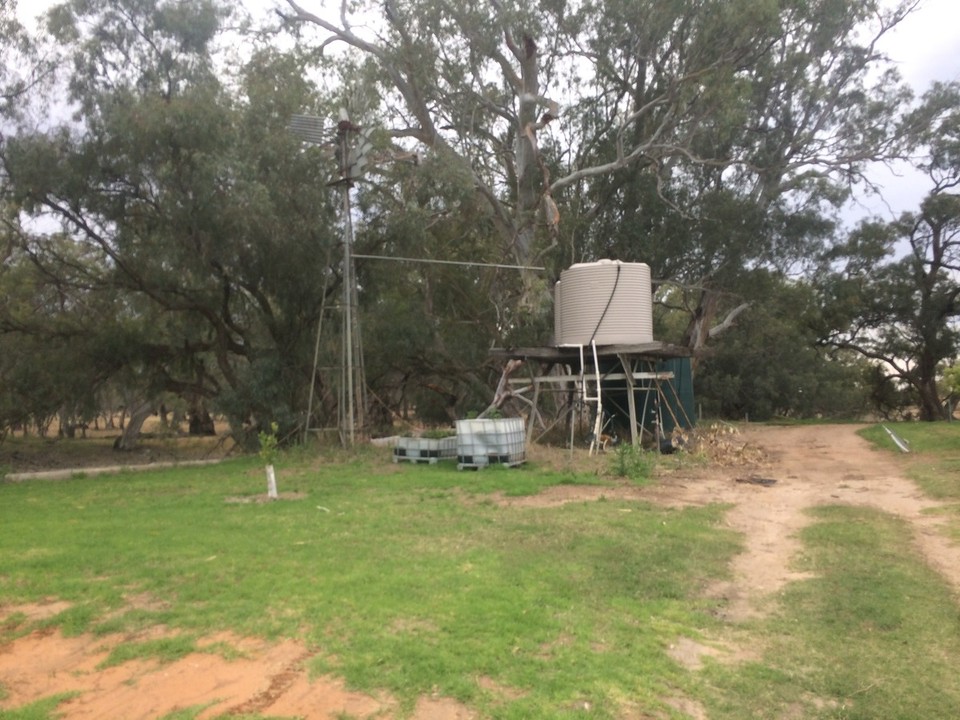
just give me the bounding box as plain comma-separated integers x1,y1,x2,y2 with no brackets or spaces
618,353,640,447
527,378,540,437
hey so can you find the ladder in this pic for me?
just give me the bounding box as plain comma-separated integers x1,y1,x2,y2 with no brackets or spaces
577,341,604,455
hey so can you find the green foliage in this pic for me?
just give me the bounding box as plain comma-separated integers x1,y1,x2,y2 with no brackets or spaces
569,0,907,345
816,82,960,421
257,421,279,466
218,356,304,449
2,1,343,439
357,146,509,424
818,208,960,420
0,242,128,434
419,427,456,439
696,272,870,420
944,365,960,399
0,0,943,439
609,443,655,481
0,0,54,121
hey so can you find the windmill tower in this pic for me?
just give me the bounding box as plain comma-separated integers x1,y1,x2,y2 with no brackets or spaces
289,110,375,446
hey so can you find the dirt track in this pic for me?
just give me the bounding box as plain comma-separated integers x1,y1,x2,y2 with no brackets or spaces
670,423,960,619
503,423,960,619
2,424,957,719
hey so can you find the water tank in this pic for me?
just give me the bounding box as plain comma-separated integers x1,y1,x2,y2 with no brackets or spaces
554,260,654,345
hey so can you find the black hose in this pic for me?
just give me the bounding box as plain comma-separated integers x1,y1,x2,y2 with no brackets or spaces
587,263,622,347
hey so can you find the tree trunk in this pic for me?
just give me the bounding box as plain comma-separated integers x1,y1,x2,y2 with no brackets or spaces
266,464,278,499
917,377,945,421
113,400,153,450
188,403,216,435
479,359,524,418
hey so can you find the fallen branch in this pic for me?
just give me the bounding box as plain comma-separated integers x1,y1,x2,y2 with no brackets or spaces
478,359,524,419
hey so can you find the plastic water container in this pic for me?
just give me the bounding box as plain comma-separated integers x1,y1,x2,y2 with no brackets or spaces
455,418,526,469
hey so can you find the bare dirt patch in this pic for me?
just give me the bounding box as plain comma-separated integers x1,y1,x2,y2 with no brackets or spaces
682,423,960,619
3,424,958,719
0,612,474,720
0,625,392,720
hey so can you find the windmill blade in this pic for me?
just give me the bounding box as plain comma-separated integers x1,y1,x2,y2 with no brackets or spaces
288,114,330,144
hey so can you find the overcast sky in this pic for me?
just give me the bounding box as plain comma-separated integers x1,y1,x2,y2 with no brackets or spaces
880,0,960,89
849,0,960,222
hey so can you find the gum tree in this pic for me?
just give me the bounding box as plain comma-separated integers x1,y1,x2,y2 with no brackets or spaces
818,82,960,420
2,0,343,445
280,0,917,351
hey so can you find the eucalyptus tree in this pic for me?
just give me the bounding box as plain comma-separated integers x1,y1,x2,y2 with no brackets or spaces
0,234,128,436
2,0,343,445
1,0,56,274
818,197,960,420
355,151,510,424
572,0,915,355
693,270,870,421
279,0,758,309
817,82,960,421
280,0,917,352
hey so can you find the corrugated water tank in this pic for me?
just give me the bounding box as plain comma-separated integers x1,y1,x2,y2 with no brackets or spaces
554,260,654,346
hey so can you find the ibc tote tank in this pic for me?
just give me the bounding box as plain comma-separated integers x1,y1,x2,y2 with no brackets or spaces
554,260,654,346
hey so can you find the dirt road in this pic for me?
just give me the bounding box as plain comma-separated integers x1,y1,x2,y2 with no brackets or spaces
502,423,960,618
660,423,960,619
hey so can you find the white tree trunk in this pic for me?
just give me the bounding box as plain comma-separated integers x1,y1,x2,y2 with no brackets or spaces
114,400,154,450
265,464,278,499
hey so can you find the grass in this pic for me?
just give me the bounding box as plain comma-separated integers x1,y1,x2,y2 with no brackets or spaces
692,420,960,719
0,449,739,719
700,504,960,718
0,693,79,720
860,421,960,545
97,634,199,669
859,422,960,500
3,422,960,719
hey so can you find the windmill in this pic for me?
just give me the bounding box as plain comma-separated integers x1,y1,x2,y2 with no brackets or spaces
289,109,375,446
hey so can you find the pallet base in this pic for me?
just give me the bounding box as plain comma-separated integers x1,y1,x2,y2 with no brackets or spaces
393,455,442,465
457,457,526,470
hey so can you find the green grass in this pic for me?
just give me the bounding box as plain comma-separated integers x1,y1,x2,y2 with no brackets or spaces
859,422,960,500
97,634,199,669
0,693,79,720
701,505,960,719
4,426,960,719
860,421,960,544
691,421,960,719
0,451,739,719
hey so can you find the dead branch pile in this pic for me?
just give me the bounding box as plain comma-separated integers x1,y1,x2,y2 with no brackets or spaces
682,423,768,467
